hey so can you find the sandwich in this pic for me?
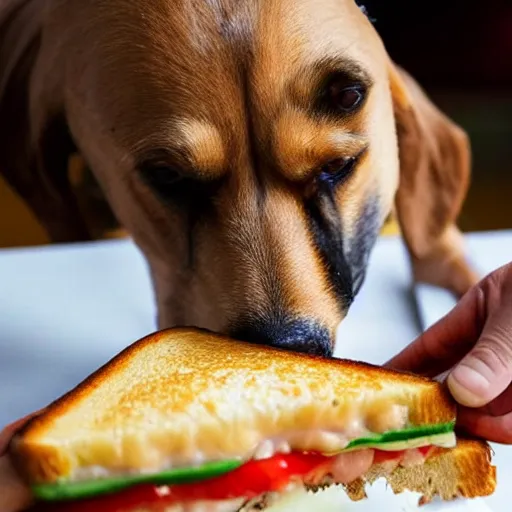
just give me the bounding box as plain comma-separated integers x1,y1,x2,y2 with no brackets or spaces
1,328,496,511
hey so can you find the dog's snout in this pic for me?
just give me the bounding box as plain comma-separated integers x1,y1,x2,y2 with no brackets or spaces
231,318,333,357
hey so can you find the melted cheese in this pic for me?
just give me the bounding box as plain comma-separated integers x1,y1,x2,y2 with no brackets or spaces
70,428,364,481
69,404,410,481
70,427,456,483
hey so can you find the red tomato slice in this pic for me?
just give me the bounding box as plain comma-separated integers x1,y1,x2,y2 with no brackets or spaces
35,453,328,512
417,446,432,458
33,447,433,512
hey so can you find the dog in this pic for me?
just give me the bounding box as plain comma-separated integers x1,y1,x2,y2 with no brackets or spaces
0,0,479,356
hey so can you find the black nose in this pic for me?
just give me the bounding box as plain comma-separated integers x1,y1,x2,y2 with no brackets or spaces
231,318,333,357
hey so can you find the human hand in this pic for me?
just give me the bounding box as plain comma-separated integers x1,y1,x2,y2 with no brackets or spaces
0,410,45,512
388,262,512,443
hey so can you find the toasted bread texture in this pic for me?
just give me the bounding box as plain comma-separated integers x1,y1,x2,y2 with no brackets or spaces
11,328,456,484
345,438,496,503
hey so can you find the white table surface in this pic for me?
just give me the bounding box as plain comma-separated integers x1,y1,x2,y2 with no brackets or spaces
0,231,510,511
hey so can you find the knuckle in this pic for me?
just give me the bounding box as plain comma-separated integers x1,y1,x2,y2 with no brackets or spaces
472,336,512,375
485,264,512,307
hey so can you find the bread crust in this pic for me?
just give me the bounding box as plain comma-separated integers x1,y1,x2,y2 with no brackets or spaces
11,328,456,484
344,438,496,503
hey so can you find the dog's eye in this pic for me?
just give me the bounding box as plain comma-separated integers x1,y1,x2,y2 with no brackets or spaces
318,156,357,186
140,164,194,202
144,166,183,189
140,160,223,208
315,70,369,117
329,84,365,112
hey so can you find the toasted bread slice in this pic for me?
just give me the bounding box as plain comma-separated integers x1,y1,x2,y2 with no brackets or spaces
344,438,496,503
11,328,455,485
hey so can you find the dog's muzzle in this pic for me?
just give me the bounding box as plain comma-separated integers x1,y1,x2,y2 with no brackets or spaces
230,317,332,357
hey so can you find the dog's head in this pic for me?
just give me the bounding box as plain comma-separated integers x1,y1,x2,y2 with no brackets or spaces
50,0,471,355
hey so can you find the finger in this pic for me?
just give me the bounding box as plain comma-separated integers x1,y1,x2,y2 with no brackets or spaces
447,305,512,407
0,456,33,512
483,383,512,417
0,409,45,455
387,284,485,376
457,407,512,444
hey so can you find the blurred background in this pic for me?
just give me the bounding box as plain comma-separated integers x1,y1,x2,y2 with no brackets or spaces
0,0,510,247
366,0,512,234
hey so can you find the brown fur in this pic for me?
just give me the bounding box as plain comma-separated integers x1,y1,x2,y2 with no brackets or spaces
0,0,479,352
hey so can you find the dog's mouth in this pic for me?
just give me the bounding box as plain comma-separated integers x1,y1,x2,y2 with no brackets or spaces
229,317,334,358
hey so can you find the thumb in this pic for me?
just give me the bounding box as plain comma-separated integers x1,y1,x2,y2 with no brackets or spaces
0,409,45,455
447,309,512,408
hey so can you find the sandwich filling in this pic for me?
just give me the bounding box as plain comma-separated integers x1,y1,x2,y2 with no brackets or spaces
32,422,456,510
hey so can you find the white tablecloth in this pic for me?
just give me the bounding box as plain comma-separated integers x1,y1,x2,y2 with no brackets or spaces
0,230,511,511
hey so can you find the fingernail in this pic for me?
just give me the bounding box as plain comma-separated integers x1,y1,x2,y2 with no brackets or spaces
448,362,491,408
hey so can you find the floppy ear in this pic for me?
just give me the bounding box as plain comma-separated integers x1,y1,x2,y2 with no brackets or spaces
0,0,93,243
389,63,479,297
